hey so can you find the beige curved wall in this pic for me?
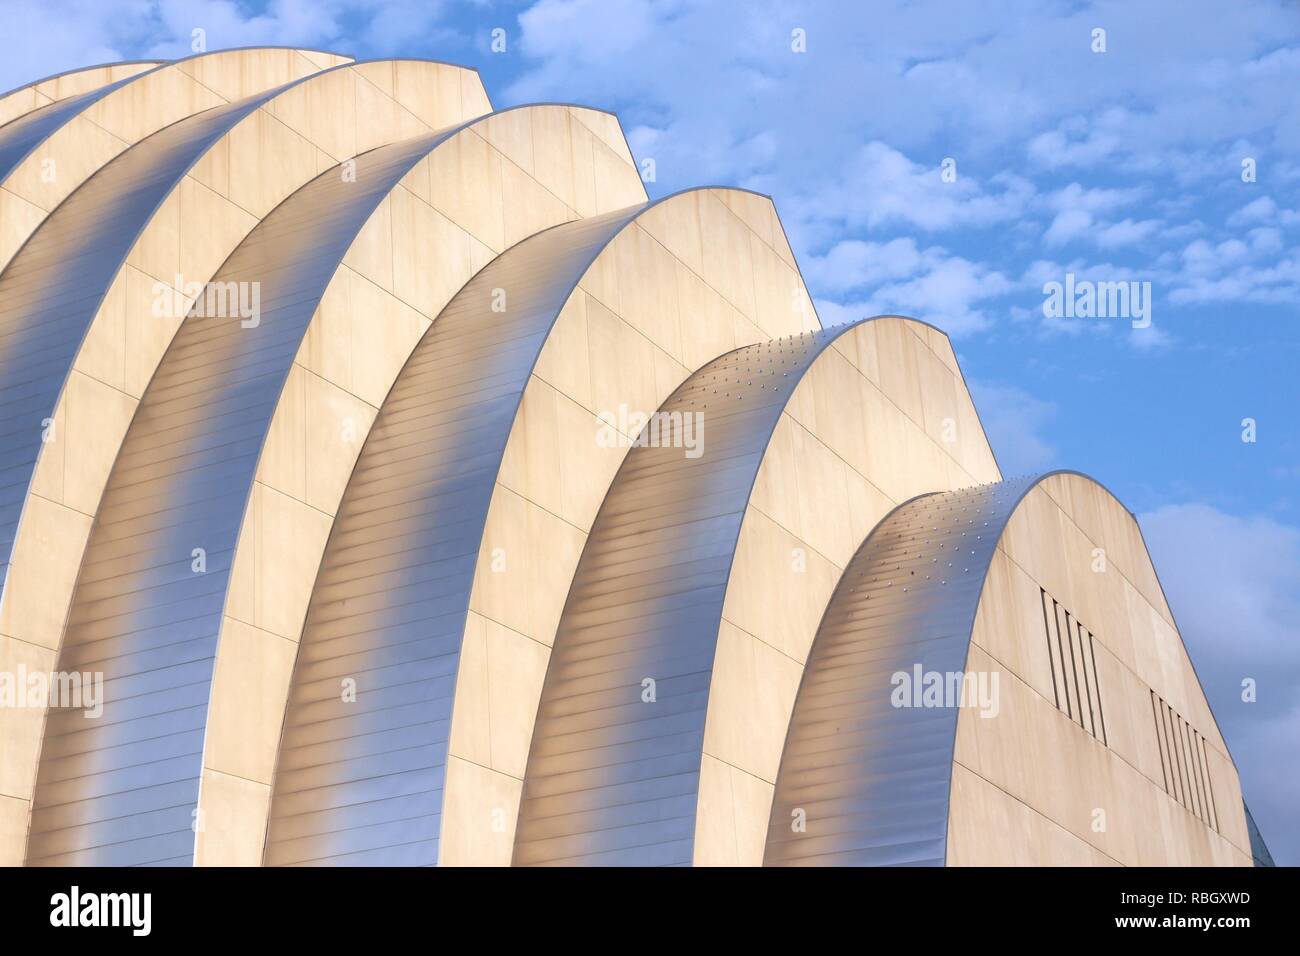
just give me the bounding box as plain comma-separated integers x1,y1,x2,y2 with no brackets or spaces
196,104,649,865
438,187,823,865
0,56,490,866
0,61,161,127
694,316,1002,865
948,472,1251,865
0,49,356,272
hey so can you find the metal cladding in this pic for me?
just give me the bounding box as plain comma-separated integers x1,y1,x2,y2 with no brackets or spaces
25,134,447,866
512,325,863,866
264,204,666,866
0,50,1260,868
763,476,1041,866
0,93,99,181
0,91,278,587
0,77,137,181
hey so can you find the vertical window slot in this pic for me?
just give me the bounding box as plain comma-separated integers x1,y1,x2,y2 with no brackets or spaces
1064,608,1087,731
1180,715,1202,821
1053,600,1074,721
1039,588,1061,711
1196,732,1213,828
1187,721,1208,825
1151,692,1219,832
1175,707,1190,811
1087,629,1108,746
1075,619,1097,738
1190,722,1209,825
1199,733,1219,832
1161,701,1183,806
1040,590,1107,747
1150,690,1169,793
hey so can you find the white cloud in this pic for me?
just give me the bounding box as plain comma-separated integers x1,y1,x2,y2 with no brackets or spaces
872,255,1013,334
1028,114,1122,169
796,142,1033,237
1045,184,1141,218
1095,217,1162,248
1040,184,1150,248
813,246,1013,337
1044,208,1094,246
1228,196,1280,227
0,0,462,92
514,0,657,65
502,0,1300,282
800,237,926,295
1127,321,1174,351
1226,196,1300,229
1247,226,1285,254
812,297,869,329
1170,235,1300,305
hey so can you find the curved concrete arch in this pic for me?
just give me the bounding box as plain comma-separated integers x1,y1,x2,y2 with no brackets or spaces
764,472,1251,866
0,58,493,864
0,48,361,274
0,61,162,129
259,182,817,866
23,99,649,867
511,314,999,866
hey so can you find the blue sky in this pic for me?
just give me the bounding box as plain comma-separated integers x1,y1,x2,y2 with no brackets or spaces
5,0,1296,864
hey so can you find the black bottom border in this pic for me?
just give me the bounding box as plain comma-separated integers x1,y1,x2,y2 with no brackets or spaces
0,864,1291,941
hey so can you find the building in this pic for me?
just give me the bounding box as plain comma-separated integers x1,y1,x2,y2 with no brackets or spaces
0,47,1270,866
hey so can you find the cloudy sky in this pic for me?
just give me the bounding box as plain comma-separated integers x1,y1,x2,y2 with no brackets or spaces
6,0,1296,863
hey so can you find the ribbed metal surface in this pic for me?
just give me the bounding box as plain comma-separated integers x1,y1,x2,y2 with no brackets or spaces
263,205,654,867
763,475,1042,866
0,77,137,182
25,133,447,867
512,322,865,867
0,90,282,595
